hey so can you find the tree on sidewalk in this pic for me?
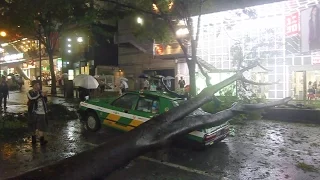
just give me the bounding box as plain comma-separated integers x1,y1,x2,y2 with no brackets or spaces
0,0,99,94
13,59,290,179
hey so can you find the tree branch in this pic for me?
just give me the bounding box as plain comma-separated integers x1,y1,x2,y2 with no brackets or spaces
241,77,280,86
155,97,292,143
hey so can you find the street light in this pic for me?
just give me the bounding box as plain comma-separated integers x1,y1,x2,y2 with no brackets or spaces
77,37,83,42
0,31,6,37
176,28,189,37
137,17,143,25
67,38,72,42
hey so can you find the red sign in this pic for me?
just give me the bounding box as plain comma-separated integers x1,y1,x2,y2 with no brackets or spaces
312,55,320,65
285,12,300,36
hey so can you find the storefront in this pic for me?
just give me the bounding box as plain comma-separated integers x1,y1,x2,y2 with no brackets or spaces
0,53,25,76
183,0,320,100
23,57,62,85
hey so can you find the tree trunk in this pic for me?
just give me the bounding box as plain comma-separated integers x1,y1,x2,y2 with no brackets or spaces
48,52,57,95
188,39,197,96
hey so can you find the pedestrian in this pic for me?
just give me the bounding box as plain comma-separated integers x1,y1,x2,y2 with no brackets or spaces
120,79,128,93
0,76,9,110
143,78,149,90
27,80,48,145
79,87,90,101
100,80,106,93
178,76,186,89
308,81,315,100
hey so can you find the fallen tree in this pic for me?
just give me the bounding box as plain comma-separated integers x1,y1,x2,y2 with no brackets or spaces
10,63,291,180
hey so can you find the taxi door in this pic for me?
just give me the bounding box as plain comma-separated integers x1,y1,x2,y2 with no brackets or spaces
130,95,160,127
108,93,140,128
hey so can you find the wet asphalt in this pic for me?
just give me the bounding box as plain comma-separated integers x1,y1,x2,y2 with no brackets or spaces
0,91,320,180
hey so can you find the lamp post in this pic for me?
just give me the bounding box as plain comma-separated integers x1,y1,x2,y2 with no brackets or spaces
38,24,42,89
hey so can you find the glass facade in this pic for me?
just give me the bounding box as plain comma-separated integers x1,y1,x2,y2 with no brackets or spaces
193,1,320,99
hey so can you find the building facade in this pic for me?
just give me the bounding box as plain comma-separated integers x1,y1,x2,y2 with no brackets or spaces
118,0,320,99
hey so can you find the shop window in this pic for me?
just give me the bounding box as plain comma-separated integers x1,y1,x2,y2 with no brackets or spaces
267,59,275,66
136,97,160,114
276,91,284,99
303,57,311,65
285,58,293,65
276,83,284,90
276,67,284,73
276,58,284,65
268,91,275,99
294,57,302,65
223,61,230,69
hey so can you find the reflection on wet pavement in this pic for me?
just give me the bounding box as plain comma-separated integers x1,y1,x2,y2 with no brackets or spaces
1,118,320,180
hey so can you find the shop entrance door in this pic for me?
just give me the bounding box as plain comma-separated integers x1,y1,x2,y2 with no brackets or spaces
292,71,306,100
292,70,320,100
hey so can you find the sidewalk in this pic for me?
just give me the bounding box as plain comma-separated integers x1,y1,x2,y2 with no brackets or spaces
8,90,79,109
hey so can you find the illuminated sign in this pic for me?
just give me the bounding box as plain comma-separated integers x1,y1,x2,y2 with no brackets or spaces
312,53,320,65
0,53,24,62
154,43,184,56
285,12,300,37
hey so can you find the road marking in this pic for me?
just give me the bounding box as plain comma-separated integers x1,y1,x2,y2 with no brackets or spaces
139,156,222,179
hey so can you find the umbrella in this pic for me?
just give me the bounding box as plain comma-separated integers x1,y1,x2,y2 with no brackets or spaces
73,74,99,89
154,75,164,79
74,74,88,82
164,76,174,80
120,77,128,81
138,74,148,78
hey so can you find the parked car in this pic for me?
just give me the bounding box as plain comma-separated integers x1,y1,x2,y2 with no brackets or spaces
78,90,229,146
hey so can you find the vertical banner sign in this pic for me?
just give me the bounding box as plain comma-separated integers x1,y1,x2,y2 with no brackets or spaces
285,12,300,36
285,12,301,56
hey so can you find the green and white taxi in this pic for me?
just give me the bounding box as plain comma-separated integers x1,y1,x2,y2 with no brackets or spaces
78,90,229,146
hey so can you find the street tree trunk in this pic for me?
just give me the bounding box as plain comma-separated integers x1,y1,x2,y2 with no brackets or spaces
189,39,198,96
48,51,57,95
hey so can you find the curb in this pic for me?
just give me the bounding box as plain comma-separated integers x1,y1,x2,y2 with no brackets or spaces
263,107,320,124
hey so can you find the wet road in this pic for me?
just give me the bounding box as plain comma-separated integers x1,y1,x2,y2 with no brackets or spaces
1,116,319,180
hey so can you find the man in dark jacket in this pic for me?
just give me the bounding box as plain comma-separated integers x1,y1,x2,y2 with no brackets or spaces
0,76,9,110
27,80,48,145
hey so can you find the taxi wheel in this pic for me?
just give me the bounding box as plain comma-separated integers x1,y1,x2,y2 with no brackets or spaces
86,112,101,132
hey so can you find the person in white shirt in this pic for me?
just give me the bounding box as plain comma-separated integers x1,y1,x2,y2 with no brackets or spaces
120,80,128,93
27,80,48,145
143,79,149,90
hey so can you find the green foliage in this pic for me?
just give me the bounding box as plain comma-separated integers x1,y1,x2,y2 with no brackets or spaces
131,14,174,43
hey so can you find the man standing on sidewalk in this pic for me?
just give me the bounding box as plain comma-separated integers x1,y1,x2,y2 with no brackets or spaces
0,76,9,110
27,80,48,145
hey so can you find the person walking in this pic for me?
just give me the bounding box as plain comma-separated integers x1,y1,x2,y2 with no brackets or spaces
0,76,9,110
27,80,48,145
178,77,186,89
120,79,128,93
100,79,106,93
143,78,149,90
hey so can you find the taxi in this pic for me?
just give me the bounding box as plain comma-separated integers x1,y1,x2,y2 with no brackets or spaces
78,90,229,146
